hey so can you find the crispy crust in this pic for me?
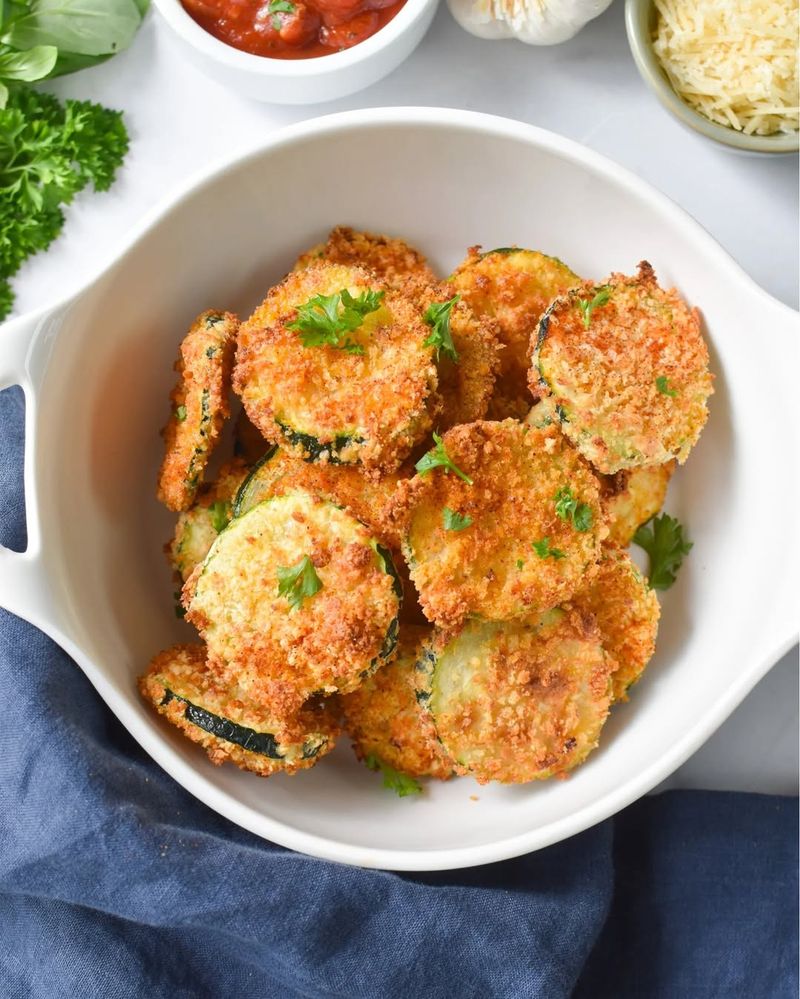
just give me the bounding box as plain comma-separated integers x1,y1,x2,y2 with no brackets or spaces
422,609,614,784
449,247,580,420
340,626,453,780
569,548,660,701
184,490,401,721
138,644,339,777
391,420,607,627
600,461,675,547
533,262,714,474
294,226,438,292
233,263,438,472
157,311,238,512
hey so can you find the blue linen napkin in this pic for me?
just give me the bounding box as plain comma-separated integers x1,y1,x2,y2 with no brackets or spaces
0,385,797,999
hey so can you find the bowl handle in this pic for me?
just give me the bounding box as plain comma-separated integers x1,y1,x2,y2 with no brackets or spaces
0,311,63,634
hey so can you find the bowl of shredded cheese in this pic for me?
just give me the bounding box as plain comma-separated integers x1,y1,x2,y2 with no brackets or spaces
626,0,799,153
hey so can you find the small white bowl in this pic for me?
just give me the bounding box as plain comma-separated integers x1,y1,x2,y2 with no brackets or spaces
152,0,439,104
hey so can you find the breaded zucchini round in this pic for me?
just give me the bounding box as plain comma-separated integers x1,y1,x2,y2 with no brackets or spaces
157,310,238,512
570,548,660,701
138,644,338,777
233,446,403,548
294,226,438,292
449,247,581,420
393,420,606,627
168,458,250,583
600,461,675,547
532,262,713,474
417,609,614,783
340,626,453,780
234,263,438,471
184,489,401,720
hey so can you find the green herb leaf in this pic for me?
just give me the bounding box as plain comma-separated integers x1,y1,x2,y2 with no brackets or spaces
276,555,323,610
0,45,58,83
415,432,473,485
175,404,187,422
516,558,524,570
442,507,472,532
365,753,422,798
286,287,384,354
656,375,677,397
553,486,593,532
577,286,611,329
209,500,230,534
633,513,692,590
268,0,293,26
3,0,145,58
423,294,459,362
531,537,566,560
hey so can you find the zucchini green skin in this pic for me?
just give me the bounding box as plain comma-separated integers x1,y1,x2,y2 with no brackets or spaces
359,543,402,679
275,420,363,465
232,445,279,518
159,688,323,760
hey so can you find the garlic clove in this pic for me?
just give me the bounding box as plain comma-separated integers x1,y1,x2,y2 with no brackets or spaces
447,0,614,46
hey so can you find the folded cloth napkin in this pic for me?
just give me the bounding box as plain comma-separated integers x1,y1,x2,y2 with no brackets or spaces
0,386,796,999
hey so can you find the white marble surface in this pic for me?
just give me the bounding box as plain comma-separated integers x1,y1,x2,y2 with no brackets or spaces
9,1,798,793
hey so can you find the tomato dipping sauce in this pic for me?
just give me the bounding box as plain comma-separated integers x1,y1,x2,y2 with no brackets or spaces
182,0,408,59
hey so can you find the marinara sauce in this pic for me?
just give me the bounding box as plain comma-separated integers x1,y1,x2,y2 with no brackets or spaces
182,0,408,59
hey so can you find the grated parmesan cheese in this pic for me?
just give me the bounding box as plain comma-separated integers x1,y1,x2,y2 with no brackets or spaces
652,0,799,136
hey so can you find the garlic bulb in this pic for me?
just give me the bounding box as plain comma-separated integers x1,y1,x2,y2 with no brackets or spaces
447,0,614,45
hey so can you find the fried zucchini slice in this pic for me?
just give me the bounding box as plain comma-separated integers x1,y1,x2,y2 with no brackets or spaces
167,458,250,583
393,420,606,627
449,247,580,420
293,226,438,292
417,609,614,783
157,310,238,512
600,461,675,547
184,490,401,720
138,644,338,777
340,626,453,780
532,262,713,474
234,263,438,471
569,548,660,701
233,446,403,547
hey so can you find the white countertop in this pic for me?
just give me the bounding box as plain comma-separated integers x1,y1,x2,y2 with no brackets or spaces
10,1,798,795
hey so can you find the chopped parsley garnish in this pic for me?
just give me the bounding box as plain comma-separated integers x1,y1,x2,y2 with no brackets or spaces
554,486,593,532
415,432,473,484
209,500,231,533
175,405,187,422
268,0,295,28
577,286,611,329
276,555,323,610
442,507,472,532
633,513,692,591
531,537,566,560
656,375,677,397
365,753,422,798
423,295,460,363
286,287,384,355
516,559,525,570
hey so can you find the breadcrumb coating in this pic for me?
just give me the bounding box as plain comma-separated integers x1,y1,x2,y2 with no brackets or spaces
157,310,238,511
600,461,675,547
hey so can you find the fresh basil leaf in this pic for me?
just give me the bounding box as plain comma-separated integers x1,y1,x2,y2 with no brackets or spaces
5,0,144,58
0,44,58,81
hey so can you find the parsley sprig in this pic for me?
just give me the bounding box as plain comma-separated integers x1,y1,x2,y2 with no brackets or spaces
423,295,460,362
276,555,323,610
633,513,692,590
415,432,473,485
287,287,385,355
554,486,593,532
365,754,422,798
655,376,677,397
443,507,472,532
268,0,295,28
532,537,566,560
577,286,611,329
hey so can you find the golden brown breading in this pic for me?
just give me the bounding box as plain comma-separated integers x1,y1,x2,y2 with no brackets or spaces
138,644,339,777
340,626,453,780
569,548,660,701
391,420,607,627
420,609,614,784
294,226,438,292
183,490,401,721
449,247,581,420
157,311,238,512
600,461,675,547
532,262,713,474
233,263,438,473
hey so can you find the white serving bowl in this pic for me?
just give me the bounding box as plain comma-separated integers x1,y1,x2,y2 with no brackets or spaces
1,108,797,871
153,0,439,104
